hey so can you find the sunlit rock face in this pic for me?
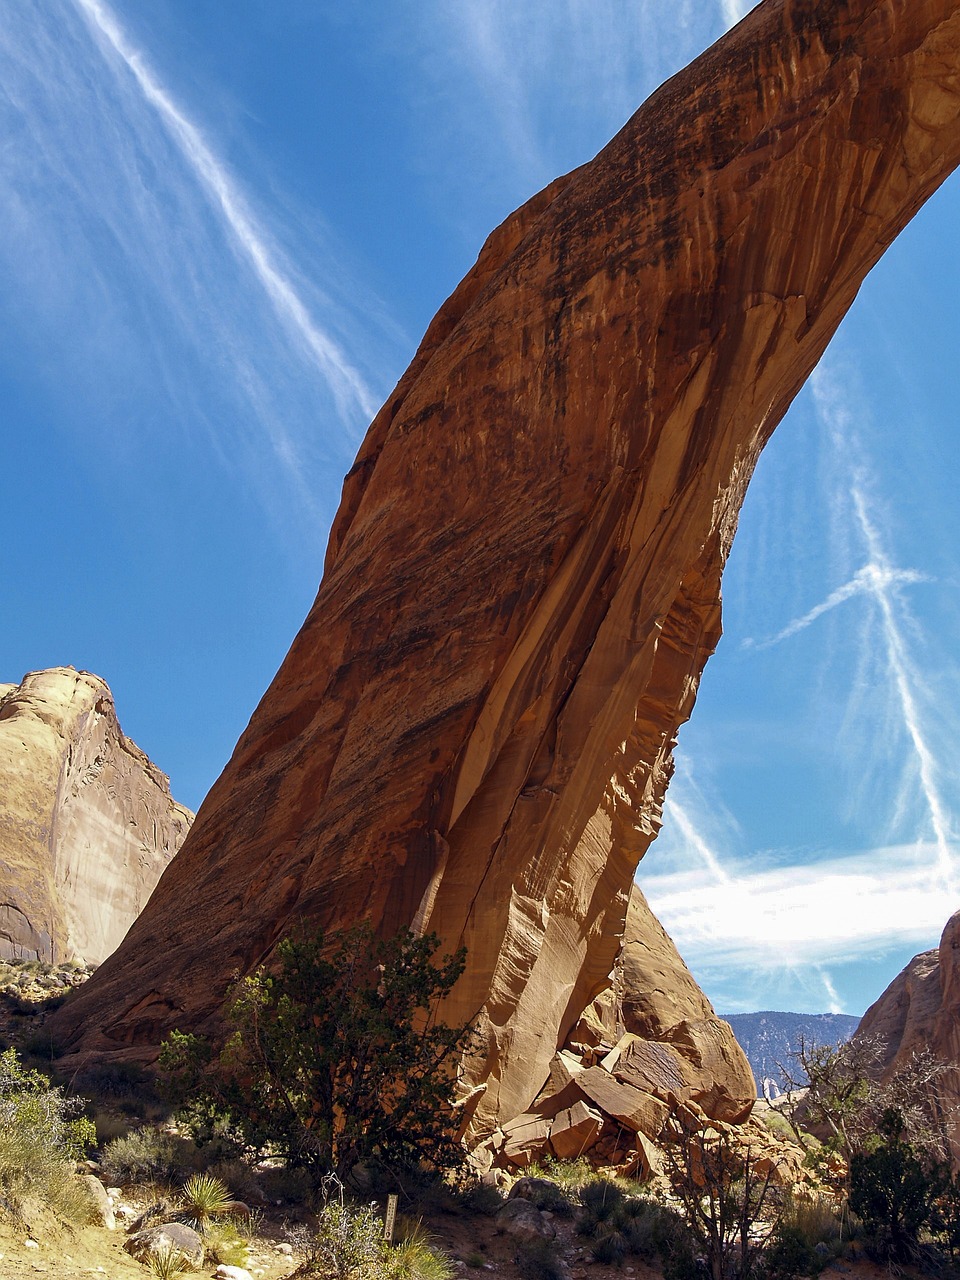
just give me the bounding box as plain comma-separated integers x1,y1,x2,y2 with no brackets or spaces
51,0,960,1136
0,668,192,964
488,886,756,1168
854,910,960,1167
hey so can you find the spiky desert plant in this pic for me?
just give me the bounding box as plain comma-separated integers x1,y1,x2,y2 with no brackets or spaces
178,1172,239,1234
146,1244,187,1280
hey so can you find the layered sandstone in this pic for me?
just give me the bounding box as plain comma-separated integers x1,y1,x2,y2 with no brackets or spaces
52,0,960,1139
489,886,755,1169
0,668,192,964
854,910,960,1166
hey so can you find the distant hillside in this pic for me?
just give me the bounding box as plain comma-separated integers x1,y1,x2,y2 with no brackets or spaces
723,1011,861,1096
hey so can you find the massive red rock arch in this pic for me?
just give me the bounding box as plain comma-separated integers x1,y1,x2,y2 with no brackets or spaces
53,0,960,1137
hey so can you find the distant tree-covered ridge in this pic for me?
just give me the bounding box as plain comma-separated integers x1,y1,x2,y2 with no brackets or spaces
723,1011,861,1096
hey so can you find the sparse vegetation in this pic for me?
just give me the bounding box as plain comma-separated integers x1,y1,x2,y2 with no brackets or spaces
161,924,473,1188
0,1046,96,1223
662,1114,780,1280
97,1126,197,1187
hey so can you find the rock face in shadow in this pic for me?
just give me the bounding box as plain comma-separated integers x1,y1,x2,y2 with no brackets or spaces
51,0,960,1138
0,669,192,964
854,910,960,1167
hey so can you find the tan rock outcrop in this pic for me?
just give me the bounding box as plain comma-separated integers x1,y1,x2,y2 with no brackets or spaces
51,0,960,1140
0,668,192,964
853,910,960,1166
489,885,753,1169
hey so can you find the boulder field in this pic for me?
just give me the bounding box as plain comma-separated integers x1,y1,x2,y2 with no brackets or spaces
51,0,960,1144
0,668,192,965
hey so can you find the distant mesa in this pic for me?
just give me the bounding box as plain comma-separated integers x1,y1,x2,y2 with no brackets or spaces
50,0,960,1154
852,909,960,1167
0,667,192,966
723,1011,861,1098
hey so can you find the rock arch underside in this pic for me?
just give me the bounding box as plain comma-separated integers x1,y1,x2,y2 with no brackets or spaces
53,0,960,1148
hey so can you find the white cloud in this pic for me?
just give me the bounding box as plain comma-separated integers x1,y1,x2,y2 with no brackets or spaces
719,1,751,31
644,843,953,971
72,0,377,424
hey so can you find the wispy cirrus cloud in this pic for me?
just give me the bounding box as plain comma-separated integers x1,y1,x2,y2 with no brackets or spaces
644,350,960,1015
647,843,951,972
72,0,377,425
418,0,712,203
0,0,394,531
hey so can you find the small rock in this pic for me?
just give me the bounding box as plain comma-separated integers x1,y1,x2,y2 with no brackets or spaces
215,1266,253,1280
275,1242,294,1255
80,1174,116,1229
495,1198,556,1241
125,1222,204,1269
25,1239,40,1249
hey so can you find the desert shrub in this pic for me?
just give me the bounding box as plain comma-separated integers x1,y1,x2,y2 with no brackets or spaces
931,1171,960,1258
303,1191,385,1279
98,1126,196,1187
515,1237,565,1280
161,924,473,1187
526,1155,594,1190
763,1195,841,1280
459,1181,505,1215
576,1181,681,1266
201,1219,250,1268
511,1177,575,1217
0,1046,96,1222
848,1108,946,1264
384,1219,454,1280
663,1116,780,1280
576,1177,626,1229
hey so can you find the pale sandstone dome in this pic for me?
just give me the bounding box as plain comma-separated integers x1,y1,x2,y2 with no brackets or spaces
51,0,960,1146
853,909,960,1167
0,667,193,964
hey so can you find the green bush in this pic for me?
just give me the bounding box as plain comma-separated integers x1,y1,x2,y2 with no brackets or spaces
459,1182,505,1215
161,925,473,1187
515,1237,565,1280
848,1108,946,1264
98,1126,196,1187
0,1046,96,1222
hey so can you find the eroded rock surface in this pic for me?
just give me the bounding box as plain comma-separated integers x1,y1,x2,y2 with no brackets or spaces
0,668,192,964
854,910,960,1166
52,0,960,1137
491,886,755,1169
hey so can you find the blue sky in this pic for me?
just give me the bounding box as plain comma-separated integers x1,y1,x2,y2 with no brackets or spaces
2,0,958,1018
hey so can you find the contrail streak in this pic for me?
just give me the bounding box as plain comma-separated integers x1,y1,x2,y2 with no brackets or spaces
663,798,732,884
72,0,378,424
744,563,928,649
849,484,956,890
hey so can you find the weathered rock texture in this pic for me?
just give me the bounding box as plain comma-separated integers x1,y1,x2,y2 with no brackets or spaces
853,910,960,1167
52,0,960,1139
489,886,755,1170
0,668,192,964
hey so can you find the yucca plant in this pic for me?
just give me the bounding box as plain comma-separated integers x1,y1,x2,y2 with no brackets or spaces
177,1172,239,1234
146,1244,187,1279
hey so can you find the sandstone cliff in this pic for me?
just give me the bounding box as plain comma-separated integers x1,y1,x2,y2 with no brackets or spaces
853,910,960,1166
488,885,756,1169
52,0,960,1140
0,668,193,964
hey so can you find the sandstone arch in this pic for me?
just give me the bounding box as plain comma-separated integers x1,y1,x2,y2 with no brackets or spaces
52,0,960,1138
